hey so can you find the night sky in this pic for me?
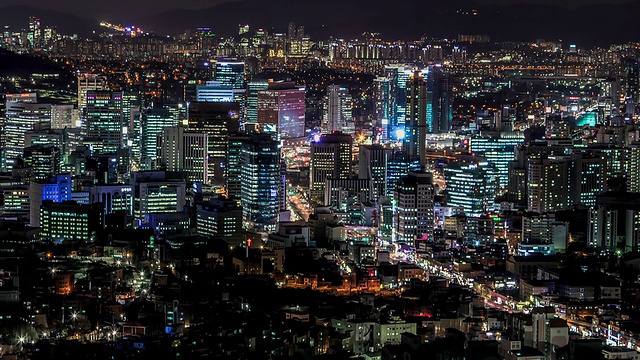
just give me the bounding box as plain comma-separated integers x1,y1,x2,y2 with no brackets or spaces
0,0,635,19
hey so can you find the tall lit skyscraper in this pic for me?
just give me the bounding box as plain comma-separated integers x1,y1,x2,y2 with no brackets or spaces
394,171,435,245
246,77,271,123
226,131,251,203
188,102,240,184
323,85,352,134
386,151,421,197
158,126,209,184
404,71,427,170
240,133,282,232
444,161,498,217
527,157,572,213
425,66,453,134
383,65,411,134
469,133,525,189
196,81,235,102
77,74,106,119
310,133,352,204
140,107,179,169
623,57,639,110
359,145,387,201
257,82,306,139
84,91,124,154
214,61,245,89
374,76,392,138
4,93,51,171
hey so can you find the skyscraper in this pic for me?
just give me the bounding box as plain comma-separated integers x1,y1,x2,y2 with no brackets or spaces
226,131,251,203
394,171,435,245
246,77,271,123
84,91,124,154
469,133,525,189
214,61,245,89
383,65,411,134
240,133,282,232
359,145,387,201
425,66,453,134
373,76,392,139
257,81,306,139
444,161,498,217
140,106,179,170
527,157,572,213
77,74,106,119
158,126,209,184
196,81,235,102
4,93,51,171
404,71,428,170
188,102,240,184
323,85,352,134
310,133,353,205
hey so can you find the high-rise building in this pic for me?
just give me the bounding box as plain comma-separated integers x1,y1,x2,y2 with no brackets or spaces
84,91,124,154
77,74,106,118
374,76,392,139
310,133,353,205
23,145,60,181
325,178,373,213
51,105,80,129
257,81,306,139
383,65,411,134
323,85,352,134
470,133,525,189
527,157,572,213
444,161,498,217
246,78,271,123
571,153,607,208
140,107,179,170
359,145,387,201
394,171,435,245
214,61,245,89
188,102,240,184
226,131,251,203
592,192,640,251
386,151,421,197
4,94,51,171
158,127,209,184
623,57,639,110
196,81,235,102
425,66,453,134
28,16,41,47
404,71,428,170
240,133,282,232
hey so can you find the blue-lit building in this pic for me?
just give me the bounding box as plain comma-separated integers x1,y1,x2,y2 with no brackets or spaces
214,61,245,89
29,174,72,227
444,161,497,217
386,152,420,198
140,107,179,170
84,91,124,155
382,65,411,137
196,81,234,102
469,133,525,189
246,78,270,123
240,133,283,232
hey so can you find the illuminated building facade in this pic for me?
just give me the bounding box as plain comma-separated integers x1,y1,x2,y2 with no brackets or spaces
310,133,352,205
257,82,305,139
394,171,435,246
84,91,124,154
39,201,103,243
158,126,209,184
240,133,282,232
4,94,51,171
444,161,498,217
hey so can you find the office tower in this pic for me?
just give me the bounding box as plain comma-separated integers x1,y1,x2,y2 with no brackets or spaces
426,66,453,134
324,178,373,213
158,126,209,184
77,74,106,118
630,143,640,193
51,105,80,129
383,65,411,133
240,133,282,232
404,71,428,170
359,145,387,201
197,197,243,239
257,81,306,139
571,153,607,208
444,161,498,217
226,131,251,203
29,174,72,227
122,89,142,153
214,61,245,89
323,85,352,134
86,184,134,216
592,192,640,252
133,171,187,227
527,157,572,213
394,171,435,246
521,213,569,254
386,151,421,197
623,57,639,110
84,91,124,154
470,133,525,189
246,77,270,123
373,76,392,139
196,81,235,102
310,133,353,205
188,102,240,184
4,94,51,171
23,145,61,181
28,16,41,47
140,107,179,170
40,201,104,242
